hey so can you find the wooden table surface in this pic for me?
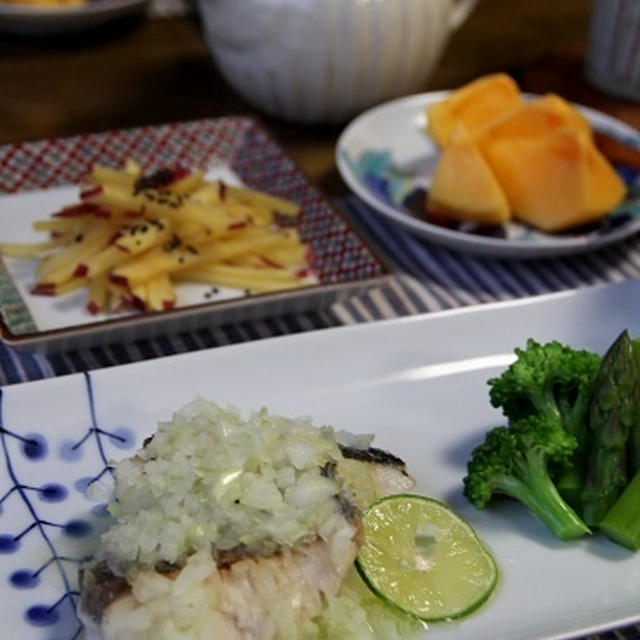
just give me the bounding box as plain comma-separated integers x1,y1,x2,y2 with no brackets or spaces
0,0,638,198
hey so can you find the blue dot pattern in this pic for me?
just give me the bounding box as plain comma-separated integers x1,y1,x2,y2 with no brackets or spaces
58,441,84,463
0,534,20,553
39,484,68,504
62,520,92,539
0,372,137,639
10,569,40,589
21,434,48,461
25,604,60,627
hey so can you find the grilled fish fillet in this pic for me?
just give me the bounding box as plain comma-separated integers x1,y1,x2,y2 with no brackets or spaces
79,446,415,640
338,444,416,507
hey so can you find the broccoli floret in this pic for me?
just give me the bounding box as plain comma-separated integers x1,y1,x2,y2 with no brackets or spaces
489,339,600,433
463,416,591,541
488,339,601,503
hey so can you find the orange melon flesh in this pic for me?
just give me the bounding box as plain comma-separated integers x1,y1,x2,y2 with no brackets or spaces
427,73,522,146
427,131,510,225
475,94,593,150
541,94,592,137
485,127,626,232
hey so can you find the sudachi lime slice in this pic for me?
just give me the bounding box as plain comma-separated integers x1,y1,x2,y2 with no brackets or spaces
356,494,498,621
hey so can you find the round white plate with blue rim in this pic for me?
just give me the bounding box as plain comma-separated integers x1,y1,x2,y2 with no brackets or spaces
336,91,640,258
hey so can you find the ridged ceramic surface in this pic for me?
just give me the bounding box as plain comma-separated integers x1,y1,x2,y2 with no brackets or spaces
197,0,478,123
586,0,640,102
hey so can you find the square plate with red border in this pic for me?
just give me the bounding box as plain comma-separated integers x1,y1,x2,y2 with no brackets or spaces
0,117,389,353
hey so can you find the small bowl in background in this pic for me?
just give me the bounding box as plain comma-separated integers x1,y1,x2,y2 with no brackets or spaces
585,0,640,103
196,0,479,124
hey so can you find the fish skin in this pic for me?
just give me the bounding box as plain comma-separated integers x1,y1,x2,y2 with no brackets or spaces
339,444,409,469
337,445,416,510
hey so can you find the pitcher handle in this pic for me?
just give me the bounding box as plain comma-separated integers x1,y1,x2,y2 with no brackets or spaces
449,0,479,30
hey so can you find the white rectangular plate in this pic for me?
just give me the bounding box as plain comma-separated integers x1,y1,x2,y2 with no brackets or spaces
2,280,640,640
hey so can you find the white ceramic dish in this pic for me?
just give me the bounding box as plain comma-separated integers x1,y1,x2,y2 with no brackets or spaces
0,0,148,35
2,279,640,640
337,92,640,258
586,0,640,103
0,117,387,353
197,0,478,124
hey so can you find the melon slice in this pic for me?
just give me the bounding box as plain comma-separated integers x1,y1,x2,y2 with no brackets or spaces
475,94,592,150
427,129,510,225
427,73,521,146
485,127,626,232
541,94,592,137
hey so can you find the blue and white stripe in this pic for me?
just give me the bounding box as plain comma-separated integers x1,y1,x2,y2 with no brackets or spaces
4,194,640,388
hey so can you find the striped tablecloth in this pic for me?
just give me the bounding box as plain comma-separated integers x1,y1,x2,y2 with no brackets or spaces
2,195,640,640
3,195,640,389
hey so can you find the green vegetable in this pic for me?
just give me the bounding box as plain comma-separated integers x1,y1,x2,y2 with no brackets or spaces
599,469,640,551
488,339,600,505
630,339,640,474
581,330,639,526
463,416,590,541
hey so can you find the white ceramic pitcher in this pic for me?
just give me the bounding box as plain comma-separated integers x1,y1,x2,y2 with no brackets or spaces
197,0,479,123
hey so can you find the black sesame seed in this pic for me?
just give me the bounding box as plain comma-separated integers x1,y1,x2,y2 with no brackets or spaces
133,168,174,195
163,233,181,252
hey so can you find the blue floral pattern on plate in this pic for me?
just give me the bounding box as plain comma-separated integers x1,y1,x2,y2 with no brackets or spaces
346,133,640,244
0,373,136,640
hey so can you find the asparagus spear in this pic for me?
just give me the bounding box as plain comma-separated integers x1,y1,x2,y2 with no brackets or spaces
581,330,639,526
599,469,640,551
630,339,640,473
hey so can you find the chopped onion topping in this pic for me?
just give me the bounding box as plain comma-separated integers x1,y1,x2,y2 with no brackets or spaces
98,399,348,574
